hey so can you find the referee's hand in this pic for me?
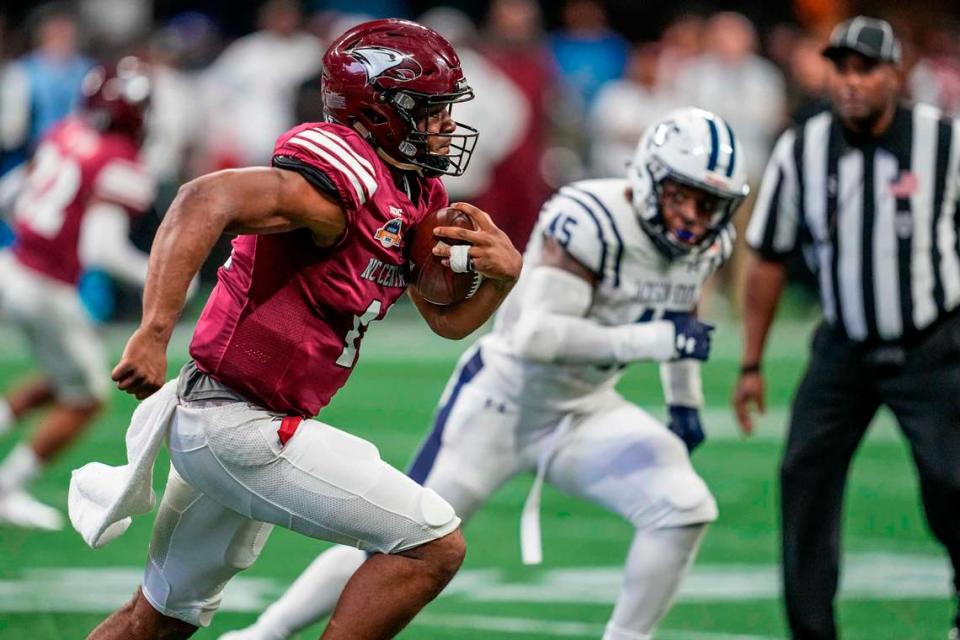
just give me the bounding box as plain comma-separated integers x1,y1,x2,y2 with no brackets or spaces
732,371,765,435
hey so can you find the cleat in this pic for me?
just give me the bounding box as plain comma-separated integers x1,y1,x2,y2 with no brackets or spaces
0,490,64,531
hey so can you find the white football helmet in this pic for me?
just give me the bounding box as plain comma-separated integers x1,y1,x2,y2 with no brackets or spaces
627,107,749,258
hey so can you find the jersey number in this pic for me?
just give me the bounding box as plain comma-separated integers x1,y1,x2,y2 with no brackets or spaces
14,143,82,238
548,213,578,247
336,299,382,368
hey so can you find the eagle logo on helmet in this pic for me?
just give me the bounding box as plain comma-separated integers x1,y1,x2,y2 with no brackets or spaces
351,46,423,83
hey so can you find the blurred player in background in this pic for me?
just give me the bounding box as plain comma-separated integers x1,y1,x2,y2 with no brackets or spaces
222,106,747,640
0,4,91,174
0,57,154,530
74,19,521,640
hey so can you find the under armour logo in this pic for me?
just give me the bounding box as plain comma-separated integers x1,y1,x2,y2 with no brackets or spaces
676,333,698,356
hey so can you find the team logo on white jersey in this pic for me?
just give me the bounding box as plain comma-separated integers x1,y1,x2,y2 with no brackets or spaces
374,217,404,248
351,47,423,83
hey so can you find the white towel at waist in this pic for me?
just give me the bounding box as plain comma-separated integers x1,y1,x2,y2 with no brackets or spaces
68,379,179,549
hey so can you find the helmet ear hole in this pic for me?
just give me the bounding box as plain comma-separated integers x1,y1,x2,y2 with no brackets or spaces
360,107,387,125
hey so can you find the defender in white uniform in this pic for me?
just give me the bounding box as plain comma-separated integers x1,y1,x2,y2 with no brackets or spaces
222,107,749,640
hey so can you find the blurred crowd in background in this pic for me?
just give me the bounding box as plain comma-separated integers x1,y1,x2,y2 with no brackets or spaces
0,0,959,318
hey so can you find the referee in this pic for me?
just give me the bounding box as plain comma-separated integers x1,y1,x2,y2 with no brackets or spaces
733,16,960,640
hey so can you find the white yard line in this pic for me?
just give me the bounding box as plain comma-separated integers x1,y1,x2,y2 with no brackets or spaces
413,613,607,637
656,633,782,640
698,407,905,443
413,613,782,639
0,553,947,616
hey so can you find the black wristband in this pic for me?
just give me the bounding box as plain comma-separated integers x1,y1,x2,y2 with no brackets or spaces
739,363,761,375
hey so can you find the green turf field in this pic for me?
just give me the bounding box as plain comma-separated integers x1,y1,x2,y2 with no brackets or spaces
0,306,954,639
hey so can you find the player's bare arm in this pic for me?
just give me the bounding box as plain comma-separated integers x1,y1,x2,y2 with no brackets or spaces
112,167,346,399
732,253,787,434
408,202,522,340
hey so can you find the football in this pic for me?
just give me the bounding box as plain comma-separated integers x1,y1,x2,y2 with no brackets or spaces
408,207,482,305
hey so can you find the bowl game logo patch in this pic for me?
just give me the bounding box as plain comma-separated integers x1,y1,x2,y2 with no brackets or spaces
374,217,403,248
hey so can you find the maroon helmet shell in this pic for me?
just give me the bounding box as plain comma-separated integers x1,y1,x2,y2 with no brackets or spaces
321,18,478,176
80,56,151,144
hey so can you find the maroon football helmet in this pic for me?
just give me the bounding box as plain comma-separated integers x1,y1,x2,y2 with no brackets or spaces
80,56,151,145
322,19,478,177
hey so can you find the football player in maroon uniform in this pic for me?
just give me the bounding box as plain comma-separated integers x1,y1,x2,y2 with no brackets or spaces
79,19,521,640
0,57,155,530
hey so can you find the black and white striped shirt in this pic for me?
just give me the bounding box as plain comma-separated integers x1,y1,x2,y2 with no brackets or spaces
747,104,960,342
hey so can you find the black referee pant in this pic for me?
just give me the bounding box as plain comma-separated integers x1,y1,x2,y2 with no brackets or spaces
781,315,960,639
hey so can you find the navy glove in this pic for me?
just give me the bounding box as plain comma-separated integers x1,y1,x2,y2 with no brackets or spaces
668,315,714,361
668,405,705,452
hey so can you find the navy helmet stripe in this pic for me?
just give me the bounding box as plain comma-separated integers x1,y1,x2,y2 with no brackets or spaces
570,187,624,288
406,347,484,484
706,117,720,172
723,120,737,177
557,191,609,282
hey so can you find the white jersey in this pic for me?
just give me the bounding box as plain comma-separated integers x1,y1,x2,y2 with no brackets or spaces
477,178,733,411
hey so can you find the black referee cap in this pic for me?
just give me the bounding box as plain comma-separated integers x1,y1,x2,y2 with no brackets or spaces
822,16,902,66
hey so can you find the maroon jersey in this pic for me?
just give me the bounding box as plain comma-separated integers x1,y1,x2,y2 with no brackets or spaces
189,122,448,416
12,117,154,284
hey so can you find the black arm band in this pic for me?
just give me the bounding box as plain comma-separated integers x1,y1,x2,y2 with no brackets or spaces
272,155,342,203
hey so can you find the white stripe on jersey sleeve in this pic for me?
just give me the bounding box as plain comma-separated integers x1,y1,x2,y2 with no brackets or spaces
94,160,156,211
288,136,368,206
306,128,377,179
298,129,379,199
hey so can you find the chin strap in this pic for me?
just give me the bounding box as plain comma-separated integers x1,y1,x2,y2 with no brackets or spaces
348,119,423,176
374,144,423,175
